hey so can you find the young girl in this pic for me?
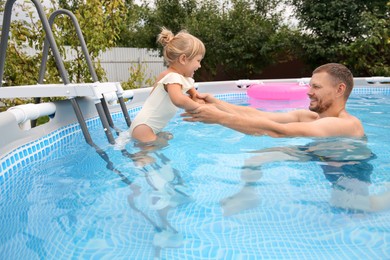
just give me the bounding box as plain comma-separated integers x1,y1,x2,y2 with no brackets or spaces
129,27,206,144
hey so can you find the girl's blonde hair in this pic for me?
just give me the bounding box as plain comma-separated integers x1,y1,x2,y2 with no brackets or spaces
157,27,205,66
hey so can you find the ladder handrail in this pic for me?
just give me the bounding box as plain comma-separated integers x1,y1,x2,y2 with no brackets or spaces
39,9,131,129
0,0,70,86
38,8,98,84
0,0,97,145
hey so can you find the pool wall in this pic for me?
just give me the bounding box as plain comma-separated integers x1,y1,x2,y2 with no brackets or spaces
0,80,241,157
1,78,390,182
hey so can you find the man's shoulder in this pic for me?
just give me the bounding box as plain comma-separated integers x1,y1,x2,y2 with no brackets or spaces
340,111,362,123
347,114,365,136
319,112,364,137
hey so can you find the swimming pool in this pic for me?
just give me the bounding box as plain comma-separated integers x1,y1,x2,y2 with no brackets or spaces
1,83,390,259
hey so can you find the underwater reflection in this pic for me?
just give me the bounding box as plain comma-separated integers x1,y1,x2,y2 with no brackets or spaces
248,97,310,111
221,137,390,216
114,131,192,258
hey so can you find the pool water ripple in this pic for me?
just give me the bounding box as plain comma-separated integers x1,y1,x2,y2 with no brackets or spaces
1,91,390,259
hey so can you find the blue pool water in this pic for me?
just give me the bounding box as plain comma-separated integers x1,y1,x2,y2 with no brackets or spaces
1,88,390,259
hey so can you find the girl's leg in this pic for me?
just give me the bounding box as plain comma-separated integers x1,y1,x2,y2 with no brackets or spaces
131,124,157,143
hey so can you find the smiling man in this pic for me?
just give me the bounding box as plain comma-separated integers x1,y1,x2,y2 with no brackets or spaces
183,63,364,138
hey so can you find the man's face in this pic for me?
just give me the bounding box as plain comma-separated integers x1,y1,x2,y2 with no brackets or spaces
308,72,337,114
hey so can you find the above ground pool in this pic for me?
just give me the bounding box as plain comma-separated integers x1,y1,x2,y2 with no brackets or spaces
1,81,390,259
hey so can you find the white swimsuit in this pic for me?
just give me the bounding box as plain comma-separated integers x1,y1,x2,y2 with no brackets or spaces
129,72,194,135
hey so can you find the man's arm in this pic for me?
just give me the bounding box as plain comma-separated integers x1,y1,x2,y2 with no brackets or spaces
183,105,364,138
195,93,317,123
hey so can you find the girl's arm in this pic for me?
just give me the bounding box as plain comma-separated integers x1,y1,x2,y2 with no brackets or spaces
166,84,201,111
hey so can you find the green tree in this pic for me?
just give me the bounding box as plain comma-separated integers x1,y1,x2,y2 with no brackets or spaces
53,0,126,82
116,0,154,47
116,0,293,80
119,0,194,48
0,0,127,111
1,2,49,86
1,0,126,87
341,3,390,76
191,0,291,80
290,0,389,75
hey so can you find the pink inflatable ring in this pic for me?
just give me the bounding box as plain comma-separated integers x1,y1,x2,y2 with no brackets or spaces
247,82,309,100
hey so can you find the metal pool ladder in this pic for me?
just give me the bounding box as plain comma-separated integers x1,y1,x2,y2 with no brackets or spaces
0,0,132,145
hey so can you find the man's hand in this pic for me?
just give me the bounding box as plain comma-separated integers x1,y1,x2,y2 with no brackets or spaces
191,95,206,104
195,93,218,104
182,104,226,124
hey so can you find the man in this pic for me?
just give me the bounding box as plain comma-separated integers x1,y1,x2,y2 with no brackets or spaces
182,63,364,138
183,63,390,213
